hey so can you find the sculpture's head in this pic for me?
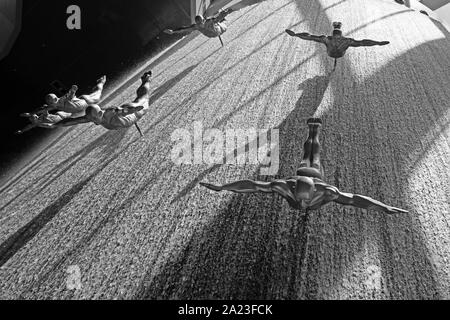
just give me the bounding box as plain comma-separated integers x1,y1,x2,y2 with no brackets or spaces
85,104,104,124
332,21,343,36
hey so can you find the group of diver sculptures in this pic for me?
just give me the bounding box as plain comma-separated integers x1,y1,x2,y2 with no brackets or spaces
16,5,408,214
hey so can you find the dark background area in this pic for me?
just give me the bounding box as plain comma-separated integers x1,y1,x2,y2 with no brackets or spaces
0,0,191,179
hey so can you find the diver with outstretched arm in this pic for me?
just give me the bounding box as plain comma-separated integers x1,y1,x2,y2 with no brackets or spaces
286,22,390,71
15,111,72,135
201,118,407,214
164,8,233,46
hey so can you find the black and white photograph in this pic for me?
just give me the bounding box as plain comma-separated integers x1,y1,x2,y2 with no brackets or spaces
0,0,449,305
